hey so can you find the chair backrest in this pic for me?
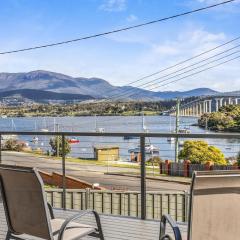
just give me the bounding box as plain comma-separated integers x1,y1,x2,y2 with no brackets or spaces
0,164,53,240
188,170,240,240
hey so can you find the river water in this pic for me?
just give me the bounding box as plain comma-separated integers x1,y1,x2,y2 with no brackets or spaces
0,116,239,160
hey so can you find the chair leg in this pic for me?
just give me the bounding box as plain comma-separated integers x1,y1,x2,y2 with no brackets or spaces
89,231,105,240
5,232,24,240
5,231,11,240
92,211,104,240
160,234,173,240
98,229,104,240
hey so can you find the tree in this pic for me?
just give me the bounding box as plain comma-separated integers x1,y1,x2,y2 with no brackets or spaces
3,139,27,151
198,105,240,131
49,136,71,156
179,140,226,165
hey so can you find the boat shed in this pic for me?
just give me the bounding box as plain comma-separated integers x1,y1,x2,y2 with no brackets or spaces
93,146,120,161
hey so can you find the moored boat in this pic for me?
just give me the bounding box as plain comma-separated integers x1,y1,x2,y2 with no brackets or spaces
68,138,80,144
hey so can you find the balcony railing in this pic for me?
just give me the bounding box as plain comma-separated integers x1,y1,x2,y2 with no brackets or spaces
0,131,239,221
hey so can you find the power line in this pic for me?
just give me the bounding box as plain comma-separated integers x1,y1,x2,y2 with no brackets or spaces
110,45,240,100
90,52,240,123
117,36,240,88
0,0,236,55
148,55,240,91
94,48,240,111
95,38,240,101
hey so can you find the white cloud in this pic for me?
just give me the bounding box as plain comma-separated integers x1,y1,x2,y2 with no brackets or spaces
99,0,127,12
153,45,181,56
139,29,240,92
0,26,239,93
126,14,138,22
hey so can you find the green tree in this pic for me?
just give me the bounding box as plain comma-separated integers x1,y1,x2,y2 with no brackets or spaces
198,105,240,131
179,140,226,165
49,136,71,156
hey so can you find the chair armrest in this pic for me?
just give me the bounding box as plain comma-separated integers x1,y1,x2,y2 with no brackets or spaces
57,210,104,240
47,203,55,219
159,214,182,240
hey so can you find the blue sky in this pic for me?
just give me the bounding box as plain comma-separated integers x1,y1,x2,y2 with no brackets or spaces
0,0,239,92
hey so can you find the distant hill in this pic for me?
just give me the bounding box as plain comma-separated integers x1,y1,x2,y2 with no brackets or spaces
0,89,94,103
220,91,240,96
0,70,220,101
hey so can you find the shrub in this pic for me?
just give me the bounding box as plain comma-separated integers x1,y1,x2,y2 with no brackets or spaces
179,140,226,165
3,139,27,152
146,156,162,166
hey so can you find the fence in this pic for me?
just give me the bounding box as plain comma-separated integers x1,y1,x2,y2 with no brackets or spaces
0,131,240,221
46,188,189,222
160,160,239,177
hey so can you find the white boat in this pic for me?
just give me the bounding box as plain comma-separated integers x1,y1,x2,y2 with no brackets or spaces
41,117,49,132
31,136,39,143
123,135,138,140
96,127,105,133
40,128,49,132
128,144,160,155
167,137,175,143
145,144,159,154
142,113,149,133
94,115,105,133
178,127,191,134
179,140,185,147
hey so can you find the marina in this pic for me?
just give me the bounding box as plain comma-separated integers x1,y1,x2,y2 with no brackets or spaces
0,116,239,162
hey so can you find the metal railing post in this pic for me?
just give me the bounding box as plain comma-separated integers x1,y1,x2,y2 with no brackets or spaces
86,188,90,209
0,134,2,164
184,190,189,222
62,134,66,210
140,136,146,220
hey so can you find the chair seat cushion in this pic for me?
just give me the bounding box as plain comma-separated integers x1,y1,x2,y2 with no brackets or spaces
51,218,95,240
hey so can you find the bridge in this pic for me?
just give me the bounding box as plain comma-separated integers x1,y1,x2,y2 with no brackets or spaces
169,94,240,117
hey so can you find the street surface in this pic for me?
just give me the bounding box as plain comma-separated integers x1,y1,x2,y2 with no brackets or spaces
2,151,189,191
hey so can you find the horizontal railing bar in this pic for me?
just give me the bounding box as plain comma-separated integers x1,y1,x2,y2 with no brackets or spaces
45,189,186,194
0,131,240,139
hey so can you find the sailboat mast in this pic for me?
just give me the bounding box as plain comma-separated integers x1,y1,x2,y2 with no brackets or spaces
53,118,56,132
11,119,16,131
169,115,172,132
95,114,97,131
142,112,145,132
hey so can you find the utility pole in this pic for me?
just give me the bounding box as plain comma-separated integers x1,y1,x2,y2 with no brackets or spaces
175,99,180,163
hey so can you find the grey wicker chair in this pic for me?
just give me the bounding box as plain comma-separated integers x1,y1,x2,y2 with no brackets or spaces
159,170,240,240
0,164,104,240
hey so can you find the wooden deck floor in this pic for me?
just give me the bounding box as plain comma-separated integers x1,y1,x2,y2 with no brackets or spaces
0,202,187,240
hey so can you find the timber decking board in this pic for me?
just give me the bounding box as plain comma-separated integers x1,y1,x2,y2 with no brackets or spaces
0,202,187,240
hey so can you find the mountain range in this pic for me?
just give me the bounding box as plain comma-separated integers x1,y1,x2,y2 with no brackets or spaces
0,70,220,103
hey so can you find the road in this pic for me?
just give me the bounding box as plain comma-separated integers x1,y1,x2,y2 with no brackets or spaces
2,151,189,192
